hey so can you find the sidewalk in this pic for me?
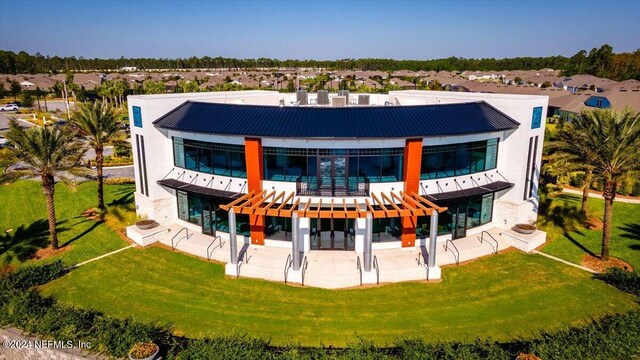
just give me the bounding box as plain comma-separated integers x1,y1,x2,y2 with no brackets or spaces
562,188,640,204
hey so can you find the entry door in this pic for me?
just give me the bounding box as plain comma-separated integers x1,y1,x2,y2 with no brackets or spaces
312,218,355,250
202,198,215,236
318,157,347,194
452,205,467,239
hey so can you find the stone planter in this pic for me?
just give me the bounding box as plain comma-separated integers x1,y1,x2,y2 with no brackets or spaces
513,223,537,235
135,220,159,230
128,343,159,360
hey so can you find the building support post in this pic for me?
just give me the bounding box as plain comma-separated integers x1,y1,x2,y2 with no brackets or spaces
427,211,441,280
225,208,239,276
292,212,300,271
364,213,373,272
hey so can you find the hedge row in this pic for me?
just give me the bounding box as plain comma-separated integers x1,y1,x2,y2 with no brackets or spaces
596,267,640,296
1,263,639,359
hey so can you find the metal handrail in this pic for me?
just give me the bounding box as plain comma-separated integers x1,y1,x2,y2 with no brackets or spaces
301,256,309,286
236,249,248,278
373,255,379,285
444,239,460,265
480,231,499,254
417,251,426,266
356,256,362,286
171,227,189,250
206,236,222,260
284,254,293,284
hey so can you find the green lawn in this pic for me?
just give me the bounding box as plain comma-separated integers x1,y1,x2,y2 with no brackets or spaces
0,180,135,267
42,248,637,347
538,192,640,270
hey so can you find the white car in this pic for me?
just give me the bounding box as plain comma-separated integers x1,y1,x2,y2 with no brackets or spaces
0,103,19,111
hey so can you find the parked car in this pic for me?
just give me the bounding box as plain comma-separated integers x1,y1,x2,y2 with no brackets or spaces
0,103,19,111
0,136,8,147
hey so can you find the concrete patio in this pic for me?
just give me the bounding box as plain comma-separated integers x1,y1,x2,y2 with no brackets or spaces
129,224,527,289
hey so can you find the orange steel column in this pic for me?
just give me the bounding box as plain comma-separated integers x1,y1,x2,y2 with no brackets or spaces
401,138,423,247
244,137,265,245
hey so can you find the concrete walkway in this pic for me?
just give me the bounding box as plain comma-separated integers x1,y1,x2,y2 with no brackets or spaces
562,188,640,204
532,250,597,274
71,244,136,268
154,225,511,289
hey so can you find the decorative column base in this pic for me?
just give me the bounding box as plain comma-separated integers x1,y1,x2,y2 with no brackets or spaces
285,268,303,284
225,263,239,277
362,270,379,285
427,265,441,280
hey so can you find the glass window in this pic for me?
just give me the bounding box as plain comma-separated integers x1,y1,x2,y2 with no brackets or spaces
439,151,456,178
421,139,499,179
172,138,246,178
420,152,438,180
486,139,498,170
184,145,198,171
480,193,494,224
173,137,185,168
264,154,284,180
286,155,306,181
455,144,471,176
470,145,486,173
359,156,380,181
380,155,402,182
197,147,212,173
230,152,246,178
177,190,189,221
188,193,202,226
466,196,482,229
212,150,230,176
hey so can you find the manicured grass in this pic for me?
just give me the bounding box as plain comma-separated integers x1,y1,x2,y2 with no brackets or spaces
41,248,638,347
0,180,135,266
538,192,640,269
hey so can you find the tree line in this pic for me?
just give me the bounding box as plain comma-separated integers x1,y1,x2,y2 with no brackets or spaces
1,44,638,81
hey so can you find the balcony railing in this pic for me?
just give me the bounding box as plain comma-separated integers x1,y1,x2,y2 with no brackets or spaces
296,176,370,196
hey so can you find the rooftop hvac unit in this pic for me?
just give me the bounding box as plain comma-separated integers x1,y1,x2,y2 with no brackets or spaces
317,90,329,105
332,96,347,107
358,94,370,105
296,90,308,105
338,90,349,104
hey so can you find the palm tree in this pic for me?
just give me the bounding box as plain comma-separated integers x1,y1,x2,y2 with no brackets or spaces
5,121,85,249
548,124,596,218
71,101,120,210
562,108,640,260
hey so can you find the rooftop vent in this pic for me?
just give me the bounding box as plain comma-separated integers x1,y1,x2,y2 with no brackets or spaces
358,94,370,105
332,96,346,107
338,90,349,104
317,90,329,105
296,90,308,105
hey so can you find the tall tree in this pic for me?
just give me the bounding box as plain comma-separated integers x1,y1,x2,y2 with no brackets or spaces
561,108,640,260
5,121,85,249
71,101,120,210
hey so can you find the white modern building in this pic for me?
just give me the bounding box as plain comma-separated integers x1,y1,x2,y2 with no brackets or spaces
126,90,547,286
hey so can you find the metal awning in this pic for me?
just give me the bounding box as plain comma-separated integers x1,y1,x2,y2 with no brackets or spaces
425,181,513,202
157,178,242,200
219,191,447,219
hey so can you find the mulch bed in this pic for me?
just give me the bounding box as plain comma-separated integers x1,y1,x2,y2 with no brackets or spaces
585,216,603,231
582,254,633,273
81,208,103,221
33,246,71,260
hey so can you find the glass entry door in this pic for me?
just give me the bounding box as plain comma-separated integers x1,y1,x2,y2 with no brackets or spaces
318,157,347,195
451,204,467,239
311,218,355,250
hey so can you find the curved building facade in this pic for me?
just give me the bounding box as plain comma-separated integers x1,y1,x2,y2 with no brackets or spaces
128,90,547,282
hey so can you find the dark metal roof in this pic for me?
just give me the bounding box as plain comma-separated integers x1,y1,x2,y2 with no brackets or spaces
158,178,241,200
153,101,520,138
426,181,514,202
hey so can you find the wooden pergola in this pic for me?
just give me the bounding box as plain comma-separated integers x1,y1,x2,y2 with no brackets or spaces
219,190,447,219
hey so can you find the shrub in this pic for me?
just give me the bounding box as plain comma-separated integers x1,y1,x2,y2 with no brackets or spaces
6,260,68,290
595,268,640,296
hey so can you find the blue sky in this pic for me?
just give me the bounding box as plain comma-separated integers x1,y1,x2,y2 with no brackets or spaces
0,0,638,60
